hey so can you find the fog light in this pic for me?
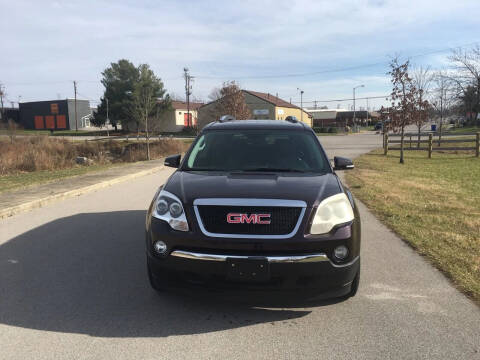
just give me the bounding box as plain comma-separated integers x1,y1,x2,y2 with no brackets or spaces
334,245,349,260
154,241,167,254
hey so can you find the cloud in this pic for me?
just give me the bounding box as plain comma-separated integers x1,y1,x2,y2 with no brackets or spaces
1,0,479,107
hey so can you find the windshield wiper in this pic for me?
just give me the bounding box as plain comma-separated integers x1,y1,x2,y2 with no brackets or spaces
238,168,306,173
184,168,226,172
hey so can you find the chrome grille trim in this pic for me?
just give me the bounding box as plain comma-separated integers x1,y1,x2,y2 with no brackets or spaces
193,198,307,239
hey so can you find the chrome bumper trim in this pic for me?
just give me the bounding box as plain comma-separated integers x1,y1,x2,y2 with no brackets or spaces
170,250,330,263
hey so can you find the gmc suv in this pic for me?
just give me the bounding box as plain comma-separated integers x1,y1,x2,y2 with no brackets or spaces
145,119,361,299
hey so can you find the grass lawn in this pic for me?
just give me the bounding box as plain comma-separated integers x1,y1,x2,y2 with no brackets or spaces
0,163,123,194
346,149,480,303
445,126,480,135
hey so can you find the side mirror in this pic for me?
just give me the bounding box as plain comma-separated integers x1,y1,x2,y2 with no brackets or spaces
333,156,354,171
164,154,181,168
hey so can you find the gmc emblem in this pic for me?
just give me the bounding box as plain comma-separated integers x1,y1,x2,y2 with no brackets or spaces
226,213,271,225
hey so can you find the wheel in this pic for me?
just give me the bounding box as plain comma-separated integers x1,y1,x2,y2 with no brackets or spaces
147,261,168,292
348,264,360,298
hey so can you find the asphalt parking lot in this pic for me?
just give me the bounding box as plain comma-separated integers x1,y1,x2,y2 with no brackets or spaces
0,133,479,359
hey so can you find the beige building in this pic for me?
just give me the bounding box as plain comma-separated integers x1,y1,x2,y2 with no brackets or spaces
198,90,312,129
160,101,203,132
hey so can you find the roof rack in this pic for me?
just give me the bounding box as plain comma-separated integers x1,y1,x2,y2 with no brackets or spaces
218,115,236,123
285,116,298,123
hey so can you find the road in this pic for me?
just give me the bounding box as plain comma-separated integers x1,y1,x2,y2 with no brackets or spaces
1,133,479,360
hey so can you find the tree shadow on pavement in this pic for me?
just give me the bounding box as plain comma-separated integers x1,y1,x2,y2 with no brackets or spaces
0,211,341,338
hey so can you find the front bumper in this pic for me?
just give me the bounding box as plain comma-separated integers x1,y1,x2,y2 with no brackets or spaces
147,248,359,294
146,202,361,294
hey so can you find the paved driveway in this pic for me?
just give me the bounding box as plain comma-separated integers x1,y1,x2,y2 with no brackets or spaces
0,133,478,359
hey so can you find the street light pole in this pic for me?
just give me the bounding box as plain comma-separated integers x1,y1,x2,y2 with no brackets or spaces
297,88,304,122
353,84,364,132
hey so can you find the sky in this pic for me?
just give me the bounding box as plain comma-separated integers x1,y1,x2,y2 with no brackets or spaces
1,0,479,110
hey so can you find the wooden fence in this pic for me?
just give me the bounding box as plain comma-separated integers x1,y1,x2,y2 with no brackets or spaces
383,132,480,158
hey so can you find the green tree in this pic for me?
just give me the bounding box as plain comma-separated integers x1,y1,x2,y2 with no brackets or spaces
92,59,139,130
459,86,479,123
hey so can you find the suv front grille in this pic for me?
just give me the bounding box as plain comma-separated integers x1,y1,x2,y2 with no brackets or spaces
193,199,306,238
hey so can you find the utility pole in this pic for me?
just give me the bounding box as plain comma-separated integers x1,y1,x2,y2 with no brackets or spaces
297,88,304,122
366,97,369,125
353,84,364,132
184,68,194,127
314,100,317,109
73,81,78,131
0,83,5,123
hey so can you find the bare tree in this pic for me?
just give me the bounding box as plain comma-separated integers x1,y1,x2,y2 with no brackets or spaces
208,87,222,102
216,81,251,120
412,66,432,147
448,45,480,124
131,64,168,160
7,119,18,143
169,92,184,101
388,58,417,164
431,71,454,145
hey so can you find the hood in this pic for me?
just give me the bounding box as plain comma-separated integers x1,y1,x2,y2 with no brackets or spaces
163,171,342,208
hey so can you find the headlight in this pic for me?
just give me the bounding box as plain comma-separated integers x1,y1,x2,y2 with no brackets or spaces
310,193,354,234
152,190,189,232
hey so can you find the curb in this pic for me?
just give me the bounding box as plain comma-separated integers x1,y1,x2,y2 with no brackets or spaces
0,165,164,219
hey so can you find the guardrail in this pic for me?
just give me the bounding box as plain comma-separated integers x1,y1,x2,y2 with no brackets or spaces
383,132,480,158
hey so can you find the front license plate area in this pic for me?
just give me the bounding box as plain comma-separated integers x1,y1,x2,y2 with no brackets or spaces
226,258,270,282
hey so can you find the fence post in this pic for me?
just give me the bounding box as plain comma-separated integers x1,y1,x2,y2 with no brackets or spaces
476,132,479,158
428,133,433,159
409,135,412,149
384,133,389,155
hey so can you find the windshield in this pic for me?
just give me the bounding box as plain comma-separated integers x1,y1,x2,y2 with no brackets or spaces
183,129,330,173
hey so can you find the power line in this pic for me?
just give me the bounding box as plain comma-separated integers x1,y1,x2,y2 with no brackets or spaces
293,95,390,104
195,41,479,80
3,41,478,88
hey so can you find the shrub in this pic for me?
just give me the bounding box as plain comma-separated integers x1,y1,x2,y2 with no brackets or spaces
0,136,189,175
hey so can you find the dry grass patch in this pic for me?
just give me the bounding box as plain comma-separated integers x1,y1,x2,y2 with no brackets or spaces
0,137,189,176
346,149,480,304
0,137,190,192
